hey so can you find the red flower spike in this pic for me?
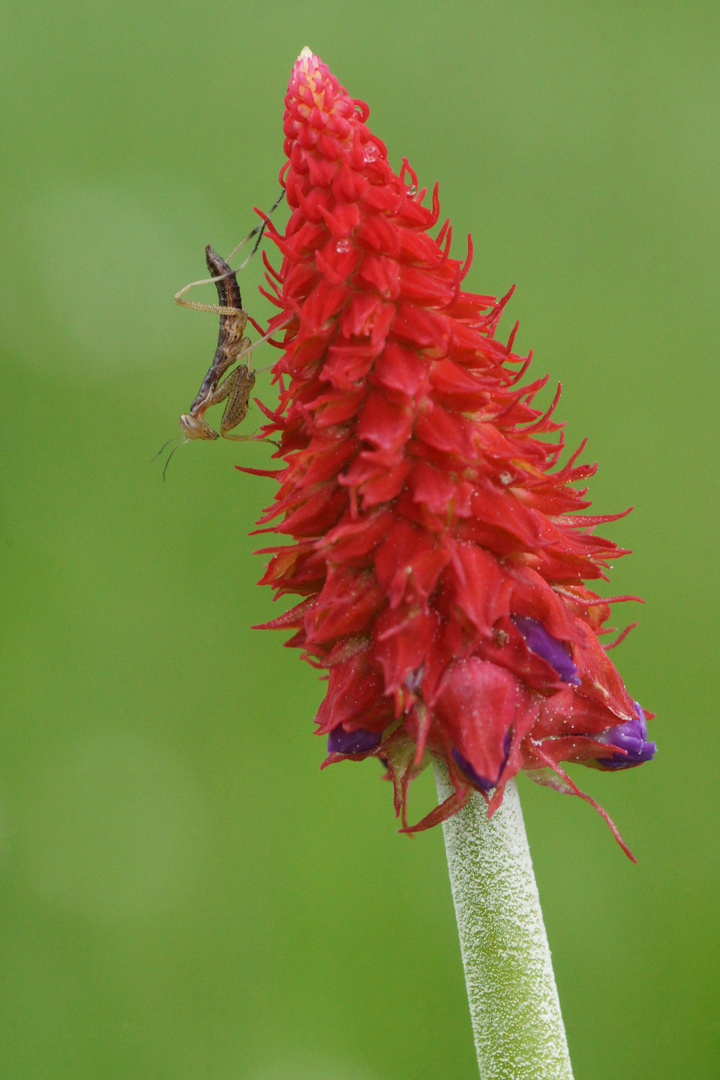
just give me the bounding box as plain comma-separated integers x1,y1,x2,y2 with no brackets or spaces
254,48,655,855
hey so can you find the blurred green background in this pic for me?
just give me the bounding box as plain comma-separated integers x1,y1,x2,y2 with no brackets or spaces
1,2,717,1078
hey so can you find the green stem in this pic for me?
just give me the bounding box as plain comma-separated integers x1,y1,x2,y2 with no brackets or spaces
434,763,574,1080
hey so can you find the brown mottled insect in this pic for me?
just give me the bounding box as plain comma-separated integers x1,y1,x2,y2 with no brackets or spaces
178,245,256,444
156,194,286,478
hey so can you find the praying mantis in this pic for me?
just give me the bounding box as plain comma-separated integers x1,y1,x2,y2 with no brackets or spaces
156,193,284,478
176,244,256,445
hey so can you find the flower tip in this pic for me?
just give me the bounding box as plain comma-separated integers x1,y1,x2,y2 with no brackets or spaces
291,46,326,87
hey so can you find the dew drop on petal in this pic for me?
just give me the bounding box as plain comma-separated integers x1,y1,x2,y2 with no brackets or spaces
336,238,352,253
363,142,379,163
499,471,513,485
407,184,417,196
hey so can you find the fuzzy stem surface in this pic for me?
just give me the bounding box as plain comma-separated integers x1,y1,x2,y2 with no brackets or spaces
434,763,574,1080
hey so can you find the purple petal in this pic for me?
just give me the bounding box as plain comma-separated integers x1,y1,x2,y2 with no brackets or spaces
327,726,382,755
452,749,496,792
512,615,581,684
452,732,511,793
596,702,657,769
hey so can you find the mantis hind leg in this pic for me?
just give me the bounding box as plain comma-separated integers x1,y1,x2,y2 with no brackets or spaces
206,364,257,440
211,365,279,445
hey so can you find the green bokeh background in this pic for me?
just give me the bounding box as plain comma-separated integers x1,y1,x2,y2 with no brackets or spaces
2,3,717,1078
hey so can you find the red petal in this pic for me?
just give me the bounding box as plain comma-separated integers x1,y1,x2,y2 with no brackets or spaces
435,659,519,787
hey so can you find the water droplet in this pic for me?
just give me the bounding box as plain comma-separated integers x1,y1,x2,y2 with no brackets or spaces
407,184,417,196
363,142,379,163
335,238,352,253
499,471,513,485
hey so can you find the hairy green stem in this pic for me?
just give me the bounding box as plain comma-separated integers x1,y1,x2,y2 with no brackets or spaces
434,764,573,1080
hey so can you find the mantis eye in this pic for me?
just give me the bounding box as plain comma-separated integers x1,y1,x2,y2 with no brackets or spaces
179,413,217,441
178,413,195,437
